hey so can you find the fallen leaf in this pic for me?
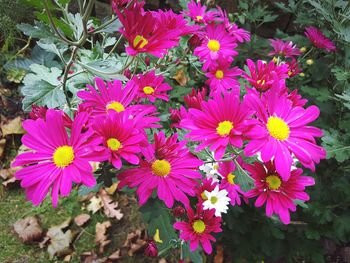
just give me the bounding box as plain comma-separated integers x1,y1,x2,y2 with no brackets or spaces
46,218,74,259
108,249,121,260
0,138,6,158
214,244,224,263
95,221,111,253
1,116,25,137
0,168,11,180
99,189,123,220
80,251,106,263
13,216,43,243
2,176,17,188
63,254,72,262
74,214,91,227
159,259,167,263
87,196,103,214
173,69,188,86
123,229,147,256
106,182,119,195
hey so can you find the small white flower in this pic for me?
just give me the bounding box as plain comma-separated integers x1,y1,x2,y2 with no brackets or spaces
202,185,230,217
199,160,220,182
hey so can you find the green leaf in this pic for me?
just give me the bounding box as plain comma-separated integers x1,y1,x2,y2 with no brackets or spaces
35,12,74,39
17,21,56,40
335,89,350,110
78,59,127,81
66,12,83,40
321,129,350,162
234,160,254,192
182,242,203,263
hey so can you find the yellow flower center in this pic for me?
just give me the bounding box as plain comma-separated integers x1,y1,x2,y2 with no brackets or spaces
216,121,234,136
192,219,206,234
215,70,224,79
143,86,154,95
201,191,208,200
107,138,122,151
288,70,293,76
133,35,148,49
227,173,236,185
266,174,282,190
106,101,125,113
196,15,203,21
213,164,219,170
210,196,218,204
207,39,220,52
257,79,266,85
53,146,74,168
151,159,171,177
266,116,290,141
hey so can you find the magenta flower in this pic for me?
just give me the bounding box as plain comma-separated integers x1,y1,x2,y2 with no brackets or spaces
92,111,144,169
218,160,244,206
205,60,242,96
128,70,172,102
244,86,326,180
244,161,315,224
305,26,336,52
181,92,256,160
169,106,188,128
183,87,207,110
243,59,289,92
185,0,219,24
194,23,238,70
286,58,302,77
269,39,301,58
173,206,222,254
12,110,108,207
116,2,179,57
118,132,203,208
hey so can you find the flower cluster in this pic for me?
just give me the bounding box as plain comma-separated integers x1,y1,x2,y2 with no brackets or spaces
13,0,333,257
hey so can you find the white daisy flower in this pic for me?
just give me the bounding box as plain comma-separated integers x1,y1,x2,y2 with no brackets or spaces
199,161,220,182
202,185,230,217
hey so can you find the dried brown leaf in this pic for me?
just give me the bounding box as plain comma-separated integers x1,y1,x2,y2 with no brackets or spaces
0,138,6,158
80,251,106,263
87,196,103,214
173,69,188,86
74,214,91,227
99,189,123,220
214,244,224,263
13,216,43,243
46,218,74,259
108,249,121,260
95,221,111,253
122,229,147,256
1,116,25,137
2,176,17,188
105,182,118,195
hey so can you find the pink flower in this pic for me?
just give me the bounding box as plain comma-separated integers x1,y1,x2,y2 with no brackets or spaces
29,105,48,120
116,2,179,57
92,111,144,169
181,92,256,160
218,160,244,206
128,70,172,102
169,106,188,128
268,39,301,58
118,132,203,208
205,60,242,96
305,26,336,52
183,87,207,109
243,86,326,180
173,206,222,254
243,59,289,92
244,161,315,224
111,0,130,11
194,23,238,70
286,58,302,77
185,0,219,24
12,110,108,207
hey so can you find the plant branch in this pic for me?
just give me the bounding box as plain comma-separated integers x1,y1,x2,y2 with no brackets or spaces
61,46,79,108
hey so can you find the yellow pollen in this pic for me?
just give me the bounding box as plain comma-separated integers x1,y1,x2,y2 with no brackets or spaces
107,138,122,151
207,39,220,52
266,116,290,140
196,15,203,21
288,71,293,76
210,196,218,204
266,174,282,190
201,191,208,200
133,35,148,49
106,101,125,113
227,173,235,185
151,159,171,177
216,121,234,136
192,219,206,233
215,70,224,79
213,164,219,170
143,86,154,95
272,57,278,63
53,146,74,168
257,79,266,85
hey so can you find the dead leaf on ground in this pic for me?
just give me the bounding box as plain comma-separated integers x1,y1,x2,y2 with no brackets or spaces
99,189,123,220
214,244,224,263
108,249,121,261
74,214,91,227
80,251,106,263
46,218,74,259
172,69,188,86
123,229,147,256
13,216,43,243
87,196,103,214
1,116,25,137
105,182,118,195
2,176,17,188
95,221,112,253
159,258,167,263
0,138,6,158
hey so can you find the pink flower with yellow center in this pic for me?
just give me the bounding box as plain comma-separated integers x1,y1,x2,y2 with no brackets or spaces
128,70,172,102
218,160,245,206
195,178,218,204
12,110,109,207
243,86,326,180
185,0,220,24
304,26,336,52
244,161,315,224
194,23,238,70
180,92,255,160
205,60,242,96
92,111,144,169
268,39,301,58
173,206,222,254
118,132,203,208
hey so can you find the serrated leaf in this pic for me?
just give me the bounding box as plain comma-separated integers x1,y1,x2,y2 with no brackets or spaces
321,129,350,162
17,21,56,40
79,59,127,81
67,12,83,40
234,161,254,192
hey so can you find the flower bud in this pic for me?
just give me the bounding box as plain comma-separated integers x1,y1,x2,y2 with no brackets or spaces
29,105,48,120
144,240,158,257
145,57,151,66
306,59,314,65
124,69,131,79
172,205,186,218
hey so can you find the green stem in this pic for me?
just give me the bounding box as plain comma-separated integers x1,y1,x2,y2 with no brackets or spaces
106,34,123,59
